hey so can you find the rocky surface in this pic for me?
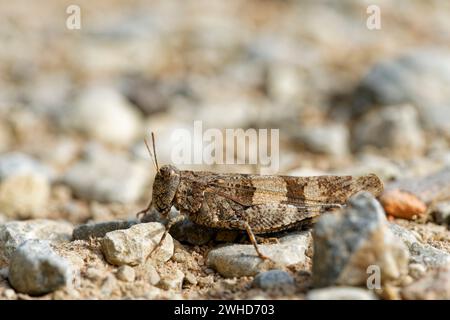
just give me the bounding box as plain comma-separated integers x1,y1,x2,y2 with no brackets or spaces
0,0,450,301
8,240,72,295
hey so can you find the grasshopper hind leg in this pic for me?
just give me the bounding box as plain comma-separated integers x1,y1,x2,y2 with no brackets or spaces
241,221,271,261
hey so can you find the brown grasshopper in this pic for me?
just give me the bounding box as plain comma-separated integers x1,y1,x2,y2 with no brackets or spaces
138,133,384,260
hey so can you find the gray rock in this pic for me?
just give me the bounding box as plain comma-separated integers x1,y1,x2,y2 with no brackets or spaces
0,219,73,260
169,219,215,246
252,270,295,290
432,201,450,225
159,269,184,291
0,152,54,181
62,146,150,204
101,222,174,266
389,223,450,269
312,192,409,287
353,49,450,136
116,265,135,282
306,287,378,300
72,219,138,240
61,86,143,146
409,242,450,269
293,123,349,156
402,267,450,300
207,231,311,278
8,240,72,295
352,104,424,156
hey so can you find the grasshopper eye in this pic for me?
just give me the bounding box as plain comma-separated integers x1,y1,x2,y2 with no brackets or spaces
160,167,170,177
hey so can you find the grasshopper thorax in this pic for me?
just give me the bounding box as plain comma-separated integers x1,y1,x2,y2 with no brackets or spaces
152,164,180,214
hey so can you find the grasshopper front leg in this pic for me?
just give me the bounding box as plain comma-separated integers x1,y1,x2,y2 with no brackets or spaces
146,214,185,261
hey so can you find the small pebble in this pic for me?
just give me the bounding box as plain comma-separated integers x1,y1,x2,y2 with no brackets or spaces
3,289,16,299
172,252,186,263
409,263,427,279
85,267,105,282
116,265,136,282
184,272,198,285
252,270,295,291
159,270,184,291
145,264,161,286
101,274,117,296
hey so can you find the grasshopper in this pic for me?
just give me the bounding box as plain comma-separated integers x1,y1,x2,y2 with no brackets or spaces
138,133,384,260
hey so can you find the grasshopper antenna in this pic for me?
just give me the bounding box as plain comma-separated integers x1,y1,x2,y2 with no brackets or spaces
151,132,159,171
144,136,158,172
136,132,159,220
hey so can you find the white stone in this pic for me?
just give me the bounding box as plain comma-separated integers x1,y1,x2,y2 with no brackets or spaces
101,222,174,266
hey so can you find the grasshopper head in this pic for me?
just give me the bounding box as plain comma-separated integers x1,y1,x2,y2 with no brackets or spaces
152,164,180,214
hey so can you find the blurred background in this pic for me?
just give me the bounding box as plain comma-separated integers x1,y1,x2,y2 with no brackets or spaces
1,0,450,224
